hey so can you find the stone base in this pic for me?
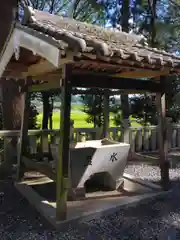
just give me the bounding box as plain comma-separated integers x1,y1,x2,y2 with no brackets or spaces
68,187,85,201
15,173,168,229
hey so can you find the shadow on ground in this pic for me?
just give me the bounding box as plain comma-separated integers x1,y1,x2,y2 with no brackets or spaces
1,180,180,239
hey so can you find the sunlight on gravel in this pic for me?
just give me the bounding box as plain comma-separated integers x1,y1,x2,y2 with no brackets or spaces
125,161,180,183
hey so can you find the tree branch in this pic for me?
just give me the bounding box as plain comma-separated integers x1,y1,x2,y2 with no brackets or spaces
169,0,180,9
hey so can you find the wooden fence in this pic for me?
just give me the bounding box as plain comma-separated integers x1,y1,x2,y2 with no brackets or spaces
0,125,180,155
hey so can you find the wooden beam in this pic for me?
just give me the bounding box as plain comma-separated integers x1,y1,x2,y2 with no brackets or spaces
30,80,160,94
156,77,170,190
21,60,57,78
20,53,74,79
3,62,29,78
113,69,170,78
28,67,170,93
30,78,60,92
16,88,30,181
56,64,72,221
71,73,165,92
22,157,56,181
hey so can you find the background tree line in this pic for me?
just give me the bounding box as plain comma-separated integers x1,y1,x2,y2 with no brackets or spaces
2,0,180,132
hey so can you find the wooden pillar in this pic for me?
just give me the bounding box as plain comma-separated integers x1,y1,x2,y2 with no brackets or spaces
156,88,170,190
16,87,30,181
103,90,109,138
56,64,72,221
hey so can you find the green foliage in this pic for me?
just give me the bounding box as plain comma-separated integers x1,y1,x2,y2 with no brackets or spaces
100,0,180,125
130,94,157,125
129,75,180,125
29,94,40,129
22,0,106,23
81,93,104,127
68,0,106,24
28,103,40,129
166,75,180,122
112,111,122,127
81,91,116,127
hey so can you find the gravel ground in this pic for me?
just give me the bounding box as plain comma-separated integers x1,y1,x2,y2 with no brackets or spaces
125,162,180,183
1,164,180,239
125,163,161,182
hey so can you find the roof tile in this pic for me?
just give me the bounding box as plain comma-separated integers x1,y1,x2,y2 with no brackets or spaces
19,7,180,70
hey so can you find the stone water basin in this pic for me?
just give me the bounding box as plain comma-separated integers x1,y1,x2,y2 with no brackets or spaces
50,139,130,196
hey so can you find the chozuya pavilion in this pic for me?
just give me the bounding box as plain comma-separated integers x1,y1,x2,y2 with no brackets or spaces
0,6,180,222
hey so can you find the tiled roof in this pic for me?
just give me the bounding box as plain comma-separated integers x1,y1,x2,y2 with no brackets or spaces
18,7,180,70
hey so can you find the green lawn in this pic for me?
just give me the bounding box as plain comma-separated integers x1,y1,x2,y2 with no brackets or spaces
37,111,140,129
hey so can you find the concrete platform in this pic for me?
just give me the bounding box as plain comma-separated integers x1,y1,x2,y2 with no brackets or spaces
15,173,169,229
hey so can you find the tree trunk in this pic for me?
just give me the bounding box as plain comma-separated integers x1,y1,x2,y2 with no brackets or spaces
49,113,53,130
2,79,23,131
120,0,130,32
148,0,157,47
42,92,50,129
120,0,131,142
0,79,25,178
0,1,22,178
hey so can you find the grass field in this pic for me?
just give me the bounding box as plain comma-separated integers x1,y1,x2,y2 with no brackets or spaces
37,110,140,129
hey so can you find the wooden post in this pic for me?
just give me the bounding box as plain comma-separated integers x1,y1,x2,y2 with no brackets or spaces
103,90,109,138
156,90,170,190
56,64,72,221
16,87,30,181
